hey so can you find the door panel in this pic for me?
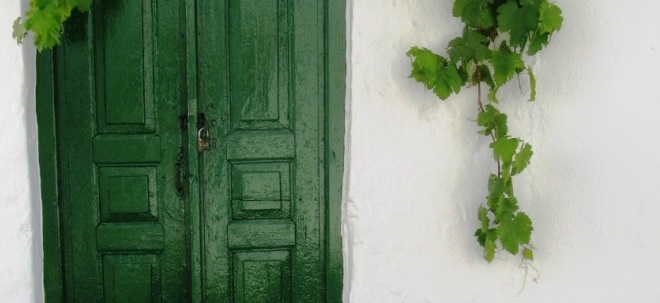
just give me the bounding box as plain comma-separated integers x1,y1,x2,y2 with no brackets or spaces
51,0,339,302
198,1,325,301
57,0,187,301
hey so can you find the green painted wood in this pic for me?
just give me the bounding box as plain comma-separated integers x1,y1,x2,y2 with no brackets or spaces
198,1,335,301
53,1,188,301
325,1,347,301
36,50,64,303
40,0,345,302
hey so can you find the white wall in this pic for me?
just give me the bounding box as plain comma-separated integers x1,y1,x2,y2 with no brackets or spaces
344,0,660,302
0,0,42,302
3,0,660,302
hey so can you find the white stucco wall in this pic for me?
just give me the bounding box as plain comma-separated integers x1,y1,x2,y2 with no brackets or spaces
0,1,42,302
2,0,660,302
344,0,660,302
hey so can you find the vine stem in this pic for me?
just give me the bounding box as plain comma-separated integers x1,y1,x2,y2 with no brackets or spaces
475,65,501,177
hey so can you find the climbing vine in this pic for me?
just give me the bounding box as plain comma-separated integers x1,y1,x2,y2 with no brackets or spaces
407,0,562,262
13,0,92,51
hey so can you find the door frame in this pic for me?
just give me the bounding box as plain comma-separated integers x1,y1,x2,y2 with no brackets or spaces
36,1,346,302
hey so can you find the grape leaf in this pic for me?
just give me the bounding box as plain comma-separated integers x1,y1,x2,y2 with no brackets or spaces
512,143,533,175
497,212,533,254
448,29,491,64
477,104,508,138
487,174,507,197
487,86,499,103
514,212,533,244
497,1,540,47
490,47,525,86
478,206,490,232
477,104,497,130
528,65,537,101
15,0,93,50
445,64,465,93
476,228,498,262
539,2,563,34
471,65,495,90
12,18,28,44
522,247,534,261
484,231,497,262
24,3,70,51
493,114,508,138
407,47,466,100
527,32,549,55
496,196,519,218
496,215,516,254
407,47,444,89
453,0,495,29
70,0,93,12
491,136,519,163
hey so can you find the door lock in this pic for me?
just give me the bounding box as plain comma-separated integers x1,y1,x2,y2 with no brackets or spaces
197,113,211,152
197,127,211,152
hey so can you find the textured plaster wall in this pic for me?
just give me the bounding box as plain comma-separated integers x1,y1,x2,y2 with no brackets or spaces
343,0,660,302
2,0,660,302
0,1,42,302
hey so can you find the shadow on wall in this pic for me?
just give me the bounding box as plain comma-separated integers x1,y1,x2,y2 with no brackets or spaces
20,0,44,301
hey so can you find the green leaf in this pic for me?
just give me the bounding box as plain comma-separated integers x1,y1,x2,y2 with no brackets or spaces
491,136,519,163
477,104,497,127
496,196,519,218
512,143,533,175
493,113,508,138
523,247,534,261
477,104,508,138
514,212,533,244
407,47,443,88
453,0,495,29
527,32,549,55
477,228,498,262
447,29,491,64
497,1,540,47
433,80,453,100
487,86,499,103
490,47,525,86
539,2,563,34
407,47,467,100
528,66,537,101
446,64,465,93
472,65,495,89
478,206,490,232
70,0,93,12
12,17,28,44
487,174,507,197
497,212,533,254
24,3,70,51
484,231,497,262
496,213,516,254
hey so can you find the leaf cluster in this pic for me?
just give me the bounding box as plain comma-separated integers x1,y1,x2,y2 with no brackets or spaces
406,0,562,102
13,0,93,51
407,0,563,262
475,105,534,261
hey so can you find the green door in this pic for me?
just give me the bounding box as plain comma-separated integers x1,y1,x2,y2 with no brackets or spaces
197,1,328,301
42,0,344,302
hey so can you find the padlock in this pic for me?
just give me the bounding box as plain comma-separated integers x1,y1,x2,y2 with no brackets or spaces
197,128,211,152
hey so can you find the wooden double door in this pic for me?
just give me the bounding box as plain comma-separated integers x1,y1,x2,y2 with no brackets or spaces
43,0,343,302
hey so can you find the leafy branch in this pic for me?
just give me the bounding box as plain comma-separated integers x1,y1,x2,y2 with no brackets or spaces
12,0,93,51
407,0,562,262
